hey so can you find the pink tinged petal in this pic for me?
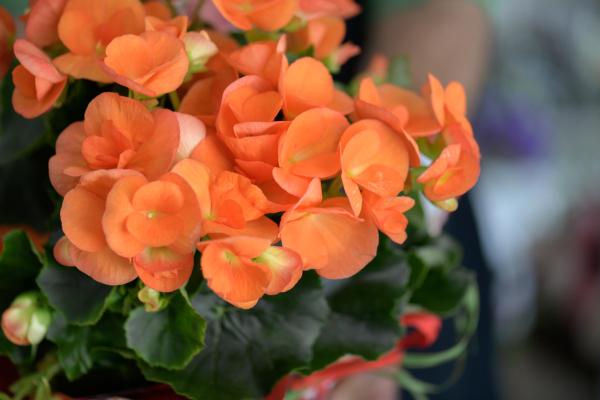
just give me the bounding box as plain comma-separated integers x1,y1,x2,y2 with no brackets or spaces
134,247,194,273
256,246,304,295
13,39,65,82
2,306,30,346
53,236,77,267
174,112,206,162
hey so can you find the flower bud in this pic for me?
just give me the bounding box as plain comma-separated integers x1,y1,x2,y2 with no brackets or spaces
1,292,52,346
138,286,164,312
184,31,218,74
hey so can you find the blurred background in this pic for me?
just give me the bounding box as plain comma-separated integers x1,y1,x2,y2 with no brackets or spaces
354,0,600,399
2,0,600,399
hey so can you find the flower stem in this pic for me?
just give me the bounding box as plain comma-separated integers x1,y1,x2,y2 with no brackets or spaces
325,176,343,198
169,91,181,111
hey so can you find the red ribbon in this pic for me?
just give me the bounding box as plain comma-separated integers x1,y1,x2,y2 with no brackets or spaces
266,312,442,400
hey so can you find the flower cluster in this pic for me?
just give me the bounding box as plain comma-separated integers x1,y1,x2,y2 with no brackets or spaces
9,0,480,309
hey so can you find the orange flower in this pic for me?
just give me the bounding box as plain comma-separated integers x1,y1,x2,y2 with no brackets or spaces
216,75,289,181
24,0,67,48
101,172,202,291
354,77,411,133
198,236,303,308
356,74,469,138
180,63,238,127
57,169,141,285
288,16,359,66
362,192,414,244
212,0,298,32
298,0,360,20
172,159,280,239
0,5,15,80
145,15,188,39
281,57,353,118
55,0,145,82
339,119,419,216
278,107,349,179
280,197,378,279
12,39,67,119
417,123,480,203
227,36,287,87
103,31,189,97
49,93,179,195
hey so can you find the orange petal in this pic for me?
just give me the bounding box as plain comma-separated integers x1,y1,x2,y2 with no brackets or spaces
247,0,298,31
103,31,189,97
48,122,88,195
144,0,173,20
134,247,194,273
200,239,271,307
340,119,410,198
74,246,137,286
12,65,66,119
256,246,303,295
129,108,180,179
272,167,312,198
280,197,378,279
363,192,414,244
14,39,64,82
54,52,113,83
103,175,147,258
135,260,193,292
53,236,76,267
145,15,188,39
445,81,467,118
171,158,213,219
213,0,297,32
281,57,334,118
204,216,279,242
61,186,106,253
278,107,348,178
423,74,445,126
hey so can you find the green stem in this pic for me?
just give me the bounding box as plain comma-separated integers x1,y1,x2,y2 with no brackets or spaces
169,91,181,111
325,176,343,198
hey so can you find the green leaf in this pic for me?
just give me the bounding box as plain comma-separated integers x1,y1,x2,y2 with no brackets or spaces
37,252,113,325
140,272,329,399
413,235,463,271
125,291,206,370
0,151,55,230
309,240,409,370
0,230,43,311
0,329,33,365
47,312,130,381
0,116,46,165
47,314,93,381
410,267,473,316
